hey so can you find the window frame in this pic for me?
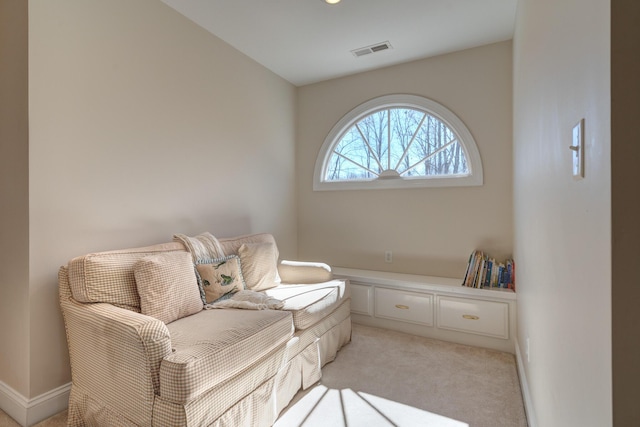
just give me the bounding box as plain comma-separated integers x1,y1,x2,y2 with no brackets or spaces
313,94,483,191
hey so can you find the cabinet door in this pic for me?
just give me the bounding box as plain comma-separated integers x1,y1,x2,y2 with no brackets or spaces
374,287,433,326
350,282,373,315
437,296,509,339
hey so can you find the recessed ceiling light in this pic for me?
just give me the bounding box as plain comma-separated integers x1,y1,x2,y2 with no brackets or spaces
324,0,341,4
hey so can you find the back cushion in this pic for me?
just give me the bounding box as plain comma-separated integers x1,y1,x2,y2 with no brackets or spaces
67,242,186,311
238,242,279,291
134,251,203,323
219,234,281,288
218,233,279,258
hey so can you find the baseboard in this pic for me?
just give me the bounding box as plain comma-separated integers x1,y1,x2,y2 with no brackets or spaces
0,381,70,427
515,340,537,427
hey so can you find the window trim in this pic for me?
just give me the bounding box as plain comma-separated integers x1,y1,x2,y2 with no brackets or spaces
313,94,483,191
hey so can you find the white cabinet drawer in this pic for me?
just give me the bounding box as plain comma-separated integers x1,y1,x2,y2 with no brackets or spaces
437,296,508,339
350,283,373,315
374,287,433,326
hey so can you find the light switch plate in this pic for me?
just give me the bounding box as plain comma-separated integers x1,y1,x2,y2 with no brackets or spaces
572,119,584,178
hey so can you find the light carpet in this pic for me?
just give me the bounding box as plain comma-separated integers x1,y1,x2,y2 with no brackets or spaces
0,409,67,427
276,324,527,427
0,324,527,427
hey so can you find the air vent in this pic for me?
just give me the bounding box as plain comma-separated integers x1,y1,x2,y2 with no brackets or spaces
351,41,393,58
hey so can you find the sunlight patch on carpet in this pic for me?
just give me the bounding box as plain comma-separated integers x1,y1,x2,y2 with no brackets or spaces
275,384,468,427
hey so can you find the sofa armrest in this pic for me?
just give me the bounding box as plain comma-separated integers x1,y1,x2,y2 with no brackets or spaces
60,296,172,423
278,260,333,284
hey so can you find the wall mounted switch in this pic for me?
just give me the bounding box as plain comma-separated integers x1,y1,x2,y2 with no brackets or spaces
571,119,585,178
385,250,393,263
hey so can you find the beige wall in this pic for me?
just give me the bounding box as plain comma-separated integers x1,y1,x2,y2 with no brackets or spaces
611,1,640,424
513,0,611,425
0,0,30,396
297,41,513,278
23,0,297,397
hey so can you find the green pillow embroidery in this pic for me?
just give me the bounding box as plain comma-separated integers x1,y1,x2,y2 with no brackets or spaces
195,256,246,304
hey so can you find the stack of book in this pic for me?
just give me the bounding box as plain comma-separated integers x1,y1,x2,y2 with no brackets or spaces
462,250,515,291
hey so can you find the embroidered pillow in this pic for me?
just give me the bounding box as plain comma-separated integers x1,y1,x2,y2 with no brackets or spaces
133,251,203,324
238,242,279,291
195,256,246,304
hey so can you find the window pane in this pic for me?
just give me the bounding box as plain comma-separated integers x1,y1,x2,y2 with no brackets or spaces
400,115,468,176
390,108,424,172
419,142,469,176
326,156,374,180
356,110,388,170
326,127,377,181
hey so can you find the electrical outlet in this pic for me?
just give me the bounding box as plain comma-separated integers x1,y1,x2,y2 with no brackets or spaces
384,250,393,263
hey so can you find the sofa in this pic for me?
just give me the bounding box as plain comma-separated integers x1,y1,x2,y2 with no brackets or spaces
58,233,351,426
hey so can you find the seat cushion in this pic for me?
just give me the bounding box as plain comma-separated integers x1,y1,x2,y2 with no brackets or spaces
264,279,350,330
160,308,293,403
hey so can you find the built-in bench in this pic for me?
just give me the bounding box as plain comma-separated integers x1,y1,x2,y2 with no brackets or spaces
333,267,517,353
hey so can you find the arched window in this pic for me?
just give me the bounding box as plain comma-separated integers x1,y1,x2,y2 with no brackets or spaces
313,94,483,191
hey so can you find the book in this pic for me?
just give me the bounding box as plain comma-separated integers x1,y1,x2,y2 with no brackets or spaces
462,250,483,288
461,251,476,287
484,259,493,288
475,256,486,288
506,259,515,291
472,252,485,288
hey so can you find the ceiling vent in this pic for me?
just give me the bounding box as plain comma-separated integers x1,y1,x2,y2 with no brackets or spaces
351,41,393,58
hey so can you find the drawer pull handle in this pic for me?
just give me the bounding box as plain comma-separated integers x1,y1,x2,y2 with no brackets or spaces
395,304,410,310
462,314,480,320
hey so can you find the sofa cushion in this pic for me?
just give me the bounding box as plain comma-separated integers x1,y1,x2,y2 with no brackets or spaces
195,256,245,304
278,260,333,284
238,242,279,291
264,279,351,330
217,233,279,257
160,308,294,403
134,252,203,324
66,242,186,311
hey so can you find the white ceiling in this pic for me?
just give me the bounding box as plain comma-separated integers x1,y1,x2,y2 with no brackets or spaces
160,0,518,87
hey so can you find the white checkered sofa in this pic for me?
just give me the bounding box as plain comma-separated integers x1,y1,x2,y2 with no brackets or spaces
58,233,351,426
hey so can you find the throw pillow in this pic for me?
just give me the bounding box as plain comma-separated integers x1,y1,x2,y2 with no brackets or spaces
238,242,279,291
133,251,203,324
195,256,245,304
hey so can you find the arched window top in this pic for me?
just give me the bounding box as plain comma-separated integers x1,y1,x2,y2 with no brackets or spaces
313,94,483,191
